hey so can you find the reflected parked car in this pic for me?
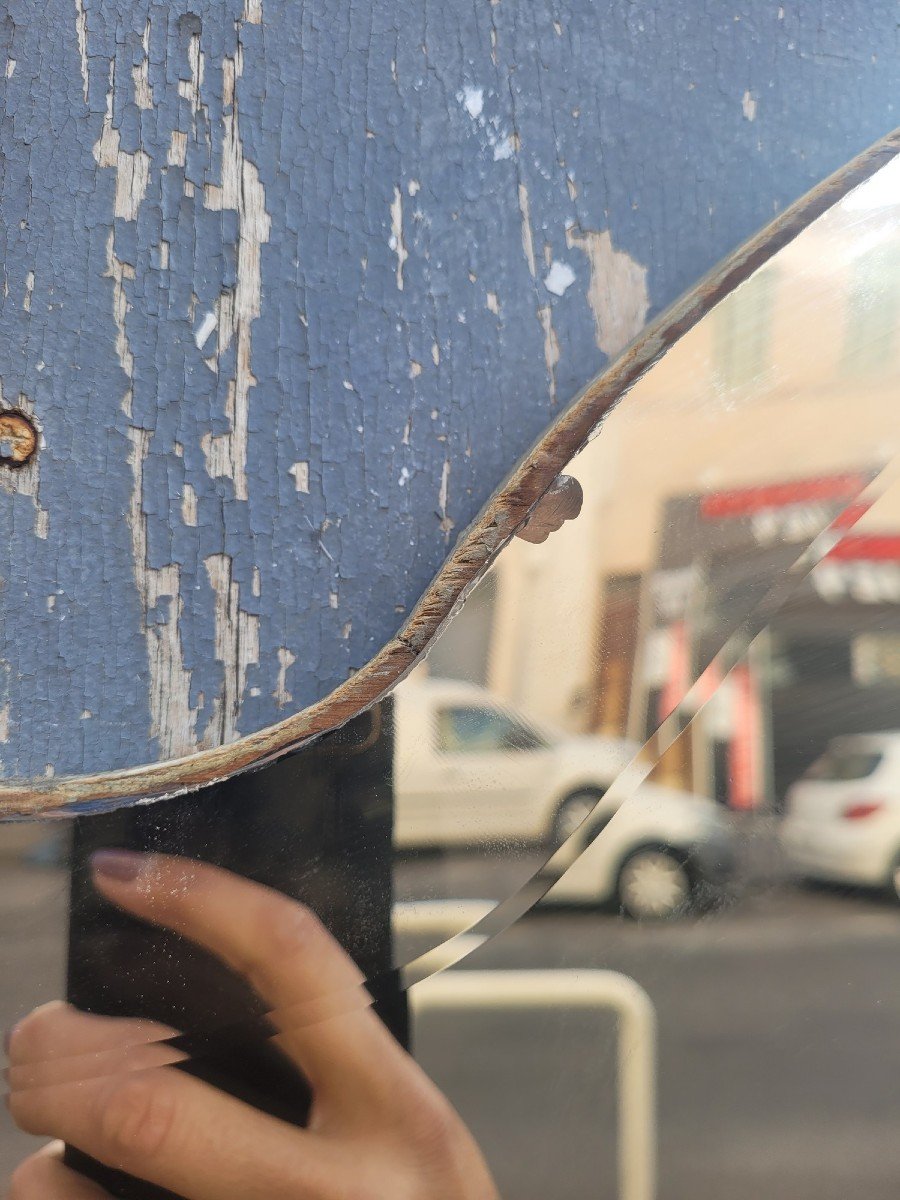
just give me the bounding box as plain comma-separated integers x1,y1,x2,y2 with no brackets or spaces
544,781,736,919
781,732,900,900
394,678,639,848
394,678,735,918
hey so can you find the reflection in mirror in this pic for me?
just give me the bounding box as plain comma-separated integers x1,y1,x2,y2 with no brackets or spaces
3,153,900,1197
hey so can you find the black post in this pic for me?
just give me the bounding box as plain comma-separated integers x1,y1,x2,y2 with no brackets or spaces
65,702,404,1200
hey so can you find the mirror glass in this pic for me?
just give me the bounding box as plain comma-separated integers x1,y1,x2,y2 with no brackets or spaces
3,154,900,1197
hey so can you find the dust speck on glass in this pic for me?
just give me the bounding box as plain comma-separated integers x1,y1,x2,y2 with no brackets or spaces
3,155,900,1200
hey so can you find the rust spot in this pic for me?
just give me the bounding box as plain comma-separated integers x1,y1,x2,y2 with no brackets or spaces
0,411,38,468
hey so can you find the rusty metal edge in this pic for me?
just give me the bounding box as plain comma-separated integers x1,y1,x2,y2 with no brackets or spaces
3,126,899,818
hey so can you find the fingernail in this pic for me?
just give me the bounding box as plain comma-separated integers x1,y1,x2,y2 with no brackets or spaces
91,849,147,883
4,1016,23,1056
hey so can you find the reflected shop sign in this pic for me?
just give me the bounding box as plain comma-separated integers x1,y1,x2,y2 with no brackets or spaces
638,471,900,810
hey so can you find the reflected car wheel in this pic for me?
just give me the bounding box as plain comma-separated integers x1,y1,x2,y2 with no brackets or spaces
617,848,693,920
551,790,602,845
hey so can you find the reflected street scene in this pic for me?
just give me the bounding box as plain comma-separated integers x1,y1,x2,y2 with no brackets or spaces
3,159,900,1198
394,154,900,1198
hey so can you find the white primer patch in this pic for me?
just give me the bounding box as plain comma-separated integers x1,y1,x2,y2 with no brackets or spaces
459,86,485,119
93,63,151,220
181,482,198,527
289,461,310,493
274,647,295,707
537,306,560,405
742,90,758,121
201,47,272,501
133,21,154,109
127,428,199,759
194,311,218,350
168,131,188,167
389,187,408,290
74,0,90,102
517,184,537,278
203,554,260,746
438,459,453,535
544,260,576,297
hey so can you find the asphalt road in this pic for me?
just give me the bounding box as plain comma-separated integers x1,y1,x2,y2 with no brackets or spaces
2,828,900,1200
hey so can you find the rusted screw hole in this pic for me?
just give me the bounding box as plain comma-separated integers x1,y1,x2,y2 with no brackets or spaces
0,411,38,469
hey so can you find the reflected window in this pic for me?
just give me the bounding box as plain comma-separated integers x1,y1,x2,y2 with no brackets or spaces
804,746,883,781
435,706,545,755
713,264,778,386
842,241,900,374
852,632,900,684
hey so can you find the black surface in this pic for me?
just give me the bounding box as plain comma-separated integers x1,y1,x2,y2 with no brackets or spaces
65,702,404,1200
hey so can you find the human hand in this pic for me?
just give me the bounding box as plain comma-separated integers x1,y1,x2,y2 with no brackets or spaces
7,852,499,1200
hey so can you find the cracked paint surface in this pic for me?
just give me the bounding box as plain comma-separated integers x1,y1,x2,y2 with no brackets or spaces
0,0,898,781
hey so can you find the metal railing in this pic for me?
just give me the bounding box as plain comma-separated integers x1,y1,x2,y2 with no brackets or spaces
396,902,658,1200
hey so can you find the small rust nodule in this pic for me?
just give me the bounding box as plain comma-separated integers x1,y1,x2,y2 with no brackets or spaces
0,411,38,469
516,474,584,544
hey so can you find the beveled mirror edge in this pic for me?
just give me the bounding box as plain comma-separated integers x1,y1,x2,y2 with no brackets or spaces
4,126,899,818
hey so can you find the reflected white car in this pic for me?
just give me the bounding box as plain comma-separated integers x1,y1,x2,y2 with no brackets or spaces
394,678,638,848
544,781,735,919
394,678,735,918
781,733,900,899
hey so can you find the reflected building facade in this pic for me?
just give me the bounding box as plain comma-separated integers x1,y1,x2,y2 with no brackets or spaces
425,196,900,810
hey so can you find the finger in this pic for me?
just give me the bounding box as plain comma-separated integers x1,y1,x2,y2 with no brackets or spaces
89,852,409,1098
9,1064,326,1200
7,1003,183,1093
8,1142,112,1199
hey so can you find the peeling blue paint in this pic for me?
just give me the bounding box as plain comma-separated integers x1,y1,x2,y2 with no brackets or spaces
0,0,897,781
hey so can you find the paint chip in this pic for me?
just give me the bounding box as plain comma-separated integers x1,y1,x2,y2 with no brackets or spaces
544,261,576,297
460,86,485,119
390,187,408,290
289,462,310,493
181,482,198,526
194,311,218,350
742,90,758,121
